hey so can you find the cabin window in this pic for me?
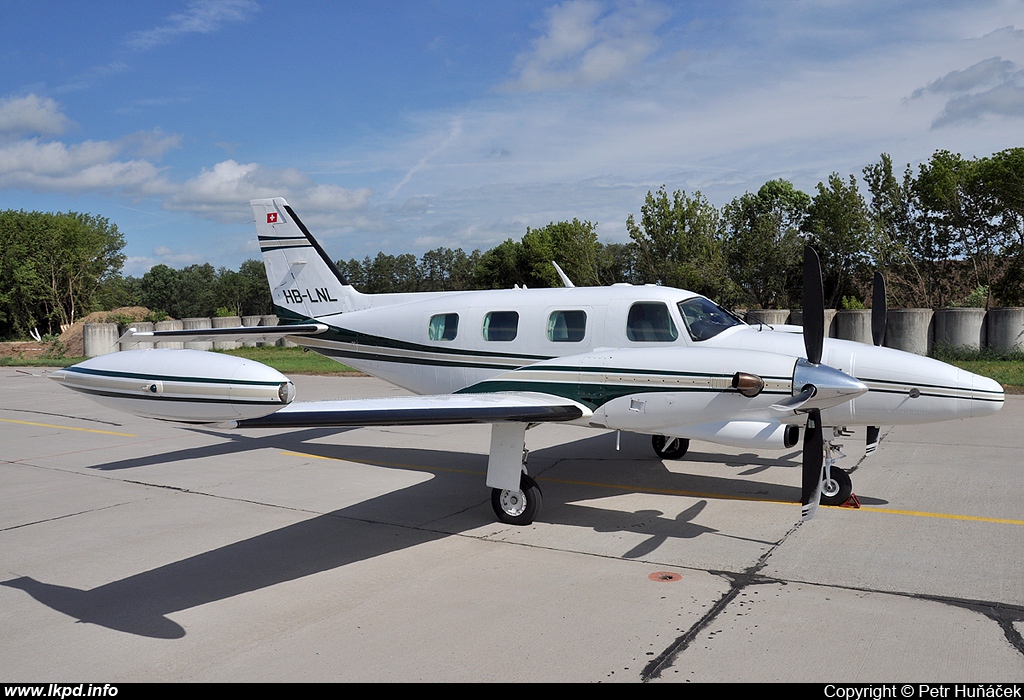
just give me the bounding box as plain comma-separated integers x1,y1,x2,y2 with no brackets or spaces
483,311,519,341
547,310,586,342
626,302,678,342
677,297,743,341
428,313,459,341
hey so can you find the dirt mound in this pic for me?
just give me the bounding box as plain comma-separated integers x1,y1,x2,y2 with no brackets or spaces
58,307,157,357
0,341,47,359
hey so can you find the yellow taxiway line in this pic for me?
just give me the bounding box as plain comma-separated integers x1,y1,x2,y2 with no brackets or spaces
279,449,1024,526
0,417,136,437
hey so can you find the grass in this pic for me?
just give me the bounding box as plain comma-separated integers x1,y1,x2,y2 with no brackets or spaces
216,346,359,375
0,355,82,367
932,346,1024,392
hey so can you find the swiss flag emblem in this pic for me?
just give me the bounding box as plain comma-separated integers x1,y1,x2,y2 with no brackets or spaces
267,212,278,224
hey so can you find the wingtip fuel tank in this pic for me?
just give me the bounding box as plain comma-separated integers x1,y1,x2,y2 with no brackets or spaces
50,349,294,423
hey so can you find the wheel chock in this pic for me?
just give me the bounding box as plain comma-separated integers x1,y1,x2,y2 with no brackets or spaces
839,493,861,509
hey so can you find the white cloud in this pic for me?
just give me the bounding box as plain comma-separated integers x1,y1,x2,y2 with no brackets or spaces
125,0,259,51
503,0,667,91
911,55,1024,127
166,159,375,229
0,94,74,138
0,95,369,231
0,137,171,194
119,128,183,160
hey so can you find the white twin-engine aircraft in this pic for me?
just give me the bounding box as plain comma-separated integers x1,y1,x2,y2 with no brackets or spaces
52,197,1005,524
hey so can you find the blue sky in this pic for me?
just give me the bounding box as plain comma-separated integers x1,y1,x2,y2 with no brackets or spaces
2,0,1023,275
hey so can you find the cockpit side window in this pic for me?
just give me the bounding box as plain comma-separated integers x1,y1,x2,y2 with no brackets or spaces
626,302,678,342
677,297,743,341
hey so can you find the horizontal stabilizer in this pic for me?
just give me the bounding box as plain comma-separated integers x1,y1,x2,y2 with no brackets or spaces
119,323,328,349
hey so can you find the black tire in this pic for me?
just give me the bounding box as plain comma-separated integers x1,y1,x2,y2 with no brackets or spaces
652,435,689,460
491,474,542,525
819,467,853,506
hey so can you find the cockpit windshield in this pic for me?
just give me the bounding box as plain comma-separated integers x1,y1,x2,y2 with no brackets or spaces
677,297,744,341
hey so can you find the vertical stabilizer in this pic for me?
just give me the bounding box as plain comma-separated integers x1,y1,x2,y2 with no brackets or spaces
251,197,367,321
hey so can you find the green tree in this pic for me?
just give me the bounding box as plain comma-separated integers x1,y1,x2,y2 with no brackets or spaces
0,210,125,337
213,268,249,316
336,257,368,290
723,179,808,309
421,247,479,291
915,151,996,307
802,174,875,309
170,263,217,318
475,239,527,289
595,241,637,285
863,153,929,307
626,186,735,303
94,274,142,311
977,148,1024,305
237,258,273,315
140,264,182,317
521,219,601,287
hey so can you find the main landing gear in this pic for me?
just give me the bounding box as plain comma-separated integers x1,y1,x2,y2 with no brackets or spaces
652,435,690,460
491,473,543,526
490,439,543,526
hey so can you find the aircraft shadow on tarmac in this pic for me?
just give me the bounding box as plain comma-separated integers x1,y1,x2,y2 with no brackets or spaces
3,428,810,639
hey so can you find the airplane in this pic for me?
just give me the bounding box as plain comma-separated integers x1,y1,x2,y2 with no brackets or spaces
50,197,1005,525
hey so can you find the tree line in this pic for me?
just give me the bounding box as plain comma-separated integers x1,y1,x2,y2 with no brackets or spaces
2,147,1022,340
336,148,1024,311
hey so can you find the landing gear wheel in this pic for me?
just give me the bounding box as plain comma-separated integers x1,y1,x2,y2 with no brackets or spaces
491,474,542,525
652,435,689,460
819,467,853,506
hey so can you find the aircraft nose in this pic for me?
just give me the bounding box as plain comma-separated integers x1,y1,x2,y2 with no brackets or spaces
964,370,1004,417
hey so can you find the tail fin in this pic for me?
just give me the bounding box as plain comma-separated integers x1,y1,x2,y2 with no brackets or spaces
251,197,367,321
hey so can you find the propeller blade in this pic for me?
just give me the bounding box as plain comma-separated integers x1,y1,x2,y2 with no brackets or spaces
865,425,880,456
770,385,816,412
801,408,824,521
803,246,824,365
866,271,886,456
871,271,887,347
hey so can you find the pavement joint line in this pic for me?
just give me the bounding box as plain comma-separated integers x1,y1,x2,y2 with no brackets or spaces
0,417,136,437
0,501,134,532
1,407,127,427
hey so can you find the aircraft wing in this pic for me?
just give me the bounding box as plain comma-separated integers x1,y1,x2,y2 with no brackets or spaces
230,392,592,429
119,323,329,349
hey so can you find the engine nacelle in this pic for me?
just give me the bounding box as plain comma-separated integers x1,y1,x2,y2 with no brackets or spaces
670,420,800,450
50,349,295,423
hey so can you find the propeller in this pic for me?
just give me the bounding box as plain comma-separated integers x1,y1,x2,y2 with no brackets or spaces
799,246,826,520
865,271,887,455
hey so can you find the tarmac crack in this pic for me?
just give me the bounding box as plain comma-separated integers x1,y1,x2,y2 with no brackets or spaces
639,521,800,681
0,501,134,532
915,593,1024,657
640,428,1024,680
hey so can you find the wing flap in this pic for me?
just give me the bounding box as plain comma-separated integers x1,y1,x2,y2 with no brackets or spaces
232,392,591,429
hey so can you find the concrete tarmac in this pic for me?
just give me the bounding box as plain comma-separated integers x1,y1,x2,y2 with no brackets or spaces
1,367,1022,682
